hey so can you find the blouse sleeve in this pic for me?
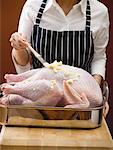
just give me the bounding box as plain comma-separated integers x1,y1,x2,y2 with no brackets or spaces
91,7,109,79
12,0,40,73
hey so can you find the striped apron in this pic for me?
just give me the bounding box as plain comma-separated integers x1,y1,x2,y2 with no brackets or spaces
31,0,94,73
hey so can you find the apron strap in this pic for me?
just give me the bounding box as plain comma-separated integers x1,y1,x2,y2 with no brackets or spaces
36,0,48,25
85,0,91,31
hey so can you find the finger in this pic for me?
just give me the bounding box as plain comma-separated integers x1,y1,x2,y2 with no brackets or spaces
11,32,19,40
18,40,28,47
103,102,109,118
19,33,27,41
11,32,27,44
9,37,13,42
10,33,20,44
9,35,16,42
10,37,27,49
18,35,27,43
11,42,20,50
11,42,27,50
10,37,27,46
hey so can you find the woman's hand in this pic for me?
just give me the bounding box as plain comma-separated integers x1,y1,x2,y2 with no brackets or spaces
93,74,109,117
10,32,30,66
93,74,102,85
10,32,28,50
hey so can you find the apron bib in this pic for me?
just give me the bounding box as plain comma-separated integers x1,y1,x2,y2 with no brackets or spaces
31,0,94,73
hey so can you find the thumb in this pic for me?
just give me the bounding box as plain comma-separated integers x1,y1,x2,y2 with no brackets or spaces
19,33,27,41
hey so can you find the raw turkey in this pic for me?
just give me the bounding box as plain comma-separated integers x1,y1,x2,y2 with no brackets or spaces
0,61,103,108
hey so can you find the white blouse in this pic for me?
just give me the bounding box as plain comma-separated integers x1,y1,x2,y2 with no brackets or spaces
13,0,109,79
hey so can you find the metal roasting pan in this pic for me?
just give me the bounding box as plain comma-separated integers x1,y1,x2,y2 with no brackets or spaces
0,81,109,129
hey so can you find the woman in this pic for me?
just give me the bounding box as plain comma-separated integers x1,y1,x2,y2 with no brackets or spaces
10,0,109,116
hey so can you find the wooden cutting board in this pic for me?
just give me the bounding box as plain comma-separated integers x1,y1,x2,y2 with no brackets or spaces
0,119,113,150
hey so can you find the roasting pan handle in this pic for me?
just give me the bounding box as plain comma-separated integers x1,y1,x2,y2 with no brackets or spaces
102,81,109,104
0,84,3,98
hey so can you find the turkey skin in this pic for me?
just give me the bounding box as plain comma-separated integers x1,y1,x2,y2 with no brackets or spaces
0,61,103,108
